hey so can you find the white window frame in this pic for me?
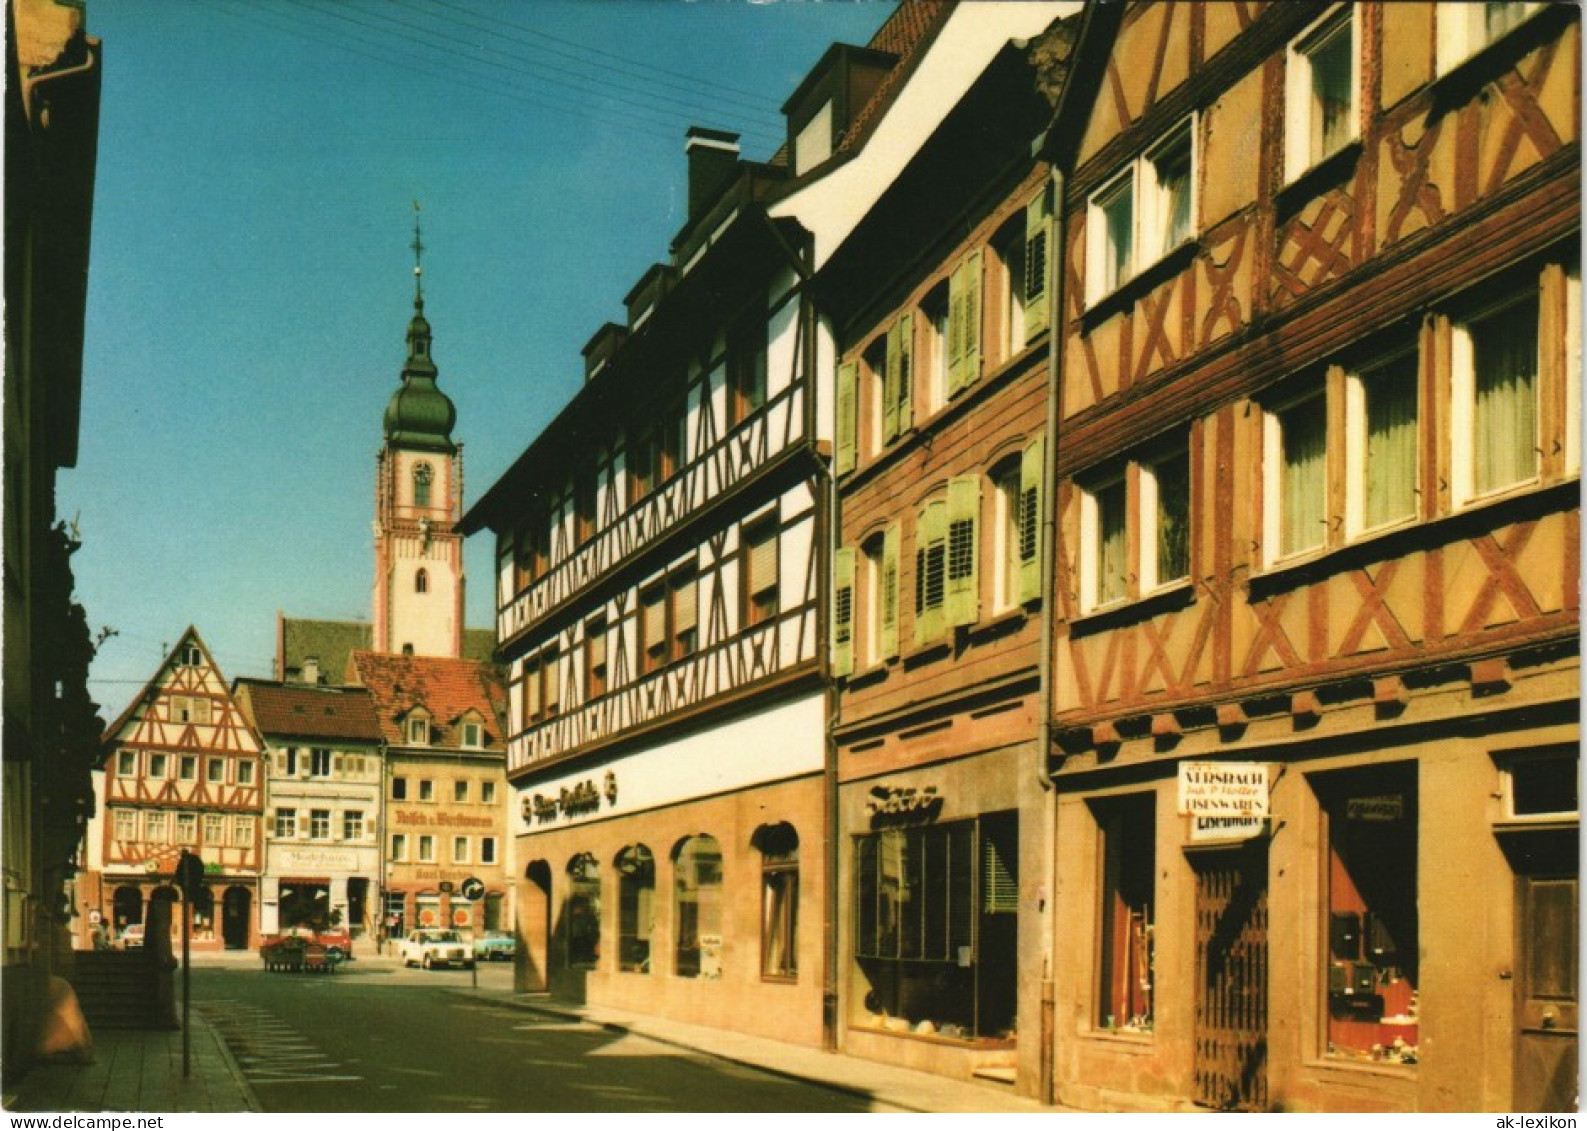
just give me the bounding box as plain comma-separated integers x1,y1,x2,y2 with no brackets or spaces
233,815,253,847
176,812,198,845
418,835,435,863
274,807,297,840
407,715,430,746
204,813,225,846
994,464,1024,613
1344,348,1421,538
1262,386,1329,566
419,779,435,803
1086,115,1198,305
392,833,409,862
309,809,331,841
1078,469,1128,613
113,809,136,842
1139,445,1192,594
144,811,169,842
1450,292,1542,507
148,752,168,779
1437,2,1544,75
343,810,365,841
462,720,483,749
481,781,497,805
1284,5,1360,183
454,780,469,804
117,750,136,777
453,836,471,865
206,757,225,783
238,760,255,786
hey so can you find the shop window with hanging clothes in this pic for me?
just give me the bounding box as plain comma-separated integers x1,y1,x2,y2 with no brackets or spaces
1094,794,1155,1032
1315,763,1419,1064
675,836,724,978
853,812,1018,1041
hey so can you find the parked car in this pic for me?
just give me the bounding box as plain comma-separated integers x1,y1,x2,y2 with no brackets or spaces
119,924,145,949
398,928,473,970
473,930,517,962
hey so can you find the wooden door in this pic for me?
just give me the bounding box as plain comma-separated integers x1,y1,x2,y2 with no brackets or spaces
1193,843,1269,1111
1516,870,1578,1112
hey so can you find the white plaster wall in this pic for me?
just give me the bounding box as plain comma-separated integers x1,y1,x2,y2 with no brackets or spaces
512,690,824,837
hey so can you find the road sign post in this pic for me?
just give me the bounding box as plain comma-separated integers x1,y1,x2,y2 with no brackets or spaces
175,850,205,1078
461,877,485,988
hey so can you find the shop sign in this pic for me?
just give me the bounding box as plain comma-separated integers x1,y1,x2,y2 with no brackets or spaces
1346,794,1403,822
866,785,943,828
1178,762,1269,817
1190,814,1267,842
523,771,619,826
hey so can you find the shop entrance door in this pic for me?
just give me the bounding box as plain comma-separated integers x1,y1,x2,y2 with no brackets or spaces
1192,842,1268,1111
1516,866,1578,1111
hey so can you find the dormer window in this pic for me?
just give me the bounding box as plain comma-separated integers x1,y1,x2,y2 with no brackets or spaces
461,717,483,749
407,714,430,746
794,99,833,176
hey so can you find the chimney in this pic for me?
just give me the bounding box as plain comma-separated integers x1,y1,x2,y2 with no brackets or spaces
685,127,741,221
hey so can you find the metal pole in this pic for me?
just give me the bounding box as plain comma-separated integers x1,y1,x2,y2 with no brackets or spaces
182,895,192,1077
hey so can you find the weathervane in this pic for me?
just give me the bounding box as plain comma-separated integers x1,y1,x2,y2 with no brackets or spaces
411,200,425,303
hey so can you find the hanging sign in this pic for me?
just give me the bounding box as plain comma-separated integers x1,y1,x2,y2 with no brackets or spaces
1178,762,1269,817
1190,814,1267,842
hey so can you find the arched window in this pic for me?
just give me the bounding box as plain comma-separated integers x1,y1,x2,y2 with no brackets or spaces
413,463,433,509
615,844,654,973
415,568,429,594
673,835,723,978
753,823,799,981
566,853,601,969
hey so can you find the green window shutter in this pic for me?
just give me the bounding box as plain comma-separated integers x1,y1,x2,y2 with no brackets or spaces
880,348,899,445
891,313,914,435
1019,434,1046,605
913,501,946,647
881,523,900,661
946,474,981,628
1024,190,1051,343
832,547,855,678
836,360,858,475
961,250,983,394
947,261,967,395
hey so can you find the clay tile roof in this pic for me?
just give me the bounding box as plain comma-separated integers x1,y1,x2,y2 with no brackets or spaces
347,651,506,752
233,679,383,743
834,0,954,160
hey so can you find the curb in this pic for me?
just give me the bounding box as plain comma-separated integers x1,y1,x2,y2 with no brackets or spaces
191,1008,262,1113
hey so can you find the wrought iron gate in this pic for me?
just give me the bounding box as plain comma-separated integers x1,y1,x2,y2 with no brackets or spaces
1193,843,1269,1111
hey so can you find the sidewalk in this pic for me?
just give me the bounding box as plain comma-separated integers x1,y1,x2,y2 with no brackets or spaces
3,1010,259,1114
459,984,1064,1115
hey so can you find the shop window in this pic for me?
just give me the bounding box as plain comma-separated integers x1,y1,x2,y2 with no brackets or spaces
755,823,799,982
616,844,655,974
674,835,724,979
742,519,778,628
1285,6,1358,182
567,854,601,969
1505,750,1580,820
1094,793,1155,1032
1316,764,1418,1063
274,808,296,840
1452,291,1540,504
854,813,1018,1039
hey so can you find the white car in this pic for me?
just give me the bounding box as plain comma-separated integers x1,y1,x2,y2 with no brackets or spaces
398,928,473,970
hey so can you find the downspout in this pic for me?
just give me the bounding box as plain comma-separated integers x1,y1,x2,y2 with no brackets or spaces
1035,151,1068,1108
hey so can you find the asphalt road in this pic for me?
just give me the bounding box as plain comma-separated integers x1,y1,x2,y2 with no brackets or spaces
189,962,892,1113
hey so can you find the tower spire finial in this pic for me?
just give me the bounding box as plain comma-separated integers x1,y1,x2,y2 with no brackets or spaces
410,200,425,306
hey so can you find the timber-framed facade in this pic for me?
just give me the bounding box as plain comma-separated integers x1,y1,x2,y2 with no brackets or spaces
1043,1,1579,1112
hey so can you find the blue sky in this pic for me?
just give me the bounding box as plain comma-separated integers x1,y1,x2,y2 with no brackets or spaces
66,0,890,716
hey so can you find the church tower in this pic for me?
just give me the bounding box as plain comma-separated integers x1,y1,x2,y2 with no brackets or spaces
372,208,464,658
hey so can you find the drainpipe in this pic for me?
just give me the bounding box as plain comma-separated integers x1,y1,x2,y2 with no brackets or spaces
812,295,841,1053
1034,152,1068,1108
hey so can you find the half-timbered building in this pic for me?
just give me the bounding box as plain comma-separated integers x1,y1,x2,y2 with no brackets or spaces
1041,1,1579,1112
232,679,385,943
90,628,266,950
814,10,1076,1086
347,650,509,937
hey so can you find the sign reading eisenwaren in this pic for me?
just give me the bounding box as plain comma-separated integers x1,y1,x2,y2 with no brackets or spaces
1177,762,1269,817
